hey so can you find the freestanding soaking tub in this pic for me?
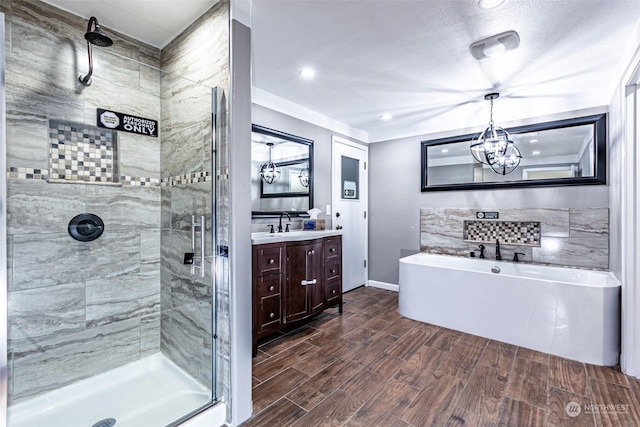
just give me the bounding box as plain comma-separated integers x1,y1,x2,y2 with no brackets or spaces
398,253,621,366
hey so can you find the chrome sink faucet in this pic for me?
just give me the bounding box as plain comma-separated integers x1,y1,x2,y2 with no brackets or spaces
278,212,291,233
495,239,501,261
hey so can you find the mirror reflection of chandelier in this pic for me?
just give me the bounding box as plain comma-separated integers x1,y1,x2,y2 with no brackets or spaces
298,167,310,187
259,142,281,184
470,92,522,175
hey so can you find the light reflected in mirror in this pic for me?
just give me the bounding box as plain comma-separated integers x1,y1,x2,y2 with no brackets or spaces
251,125,313,217
421,114,606,191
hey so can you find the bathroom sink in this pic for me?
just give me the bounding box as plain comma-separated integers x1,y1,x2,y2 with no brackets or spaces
251,230,342,244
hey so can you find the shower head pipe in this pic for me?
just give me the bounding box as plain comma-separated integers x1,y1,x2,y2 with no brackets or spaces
78,16,113,86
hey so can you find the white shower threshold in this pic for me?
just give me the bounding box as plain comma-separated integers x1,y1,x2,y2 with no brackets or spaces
8,353,225,427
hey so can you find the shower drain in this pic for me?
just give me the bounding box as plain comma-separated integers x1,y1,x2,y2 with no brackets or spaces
92,419,116,427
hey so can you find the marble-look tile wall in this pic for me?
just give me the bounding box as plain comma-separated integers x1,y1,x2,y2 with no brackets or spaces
420,207,609,270
4,0,163,403
158,0,231,404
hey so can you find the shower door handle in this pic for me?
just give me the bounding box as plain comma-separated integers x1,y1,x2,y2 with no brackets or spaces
199,215,206,278
190,215,206,278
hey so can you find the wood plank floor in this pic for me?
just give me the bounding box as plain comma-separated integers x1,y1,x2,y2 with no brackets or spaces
242,287,640,427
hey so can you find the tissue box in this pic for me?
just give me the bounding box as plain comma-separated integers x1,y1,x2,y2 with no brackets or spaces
303,219,326,230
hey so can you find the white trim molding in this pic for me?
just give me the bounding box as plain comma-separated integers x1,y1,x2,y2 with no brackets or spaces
368,280,399,292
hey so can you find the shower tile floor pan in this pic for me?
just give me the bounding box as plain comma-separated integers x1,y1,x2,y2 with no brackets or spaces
8,353,214,427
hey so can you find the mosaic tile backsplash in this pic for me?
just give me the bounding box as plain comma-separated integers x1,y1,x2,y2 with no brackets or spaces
420,207,609,270
49,120,118,184
464,220,541,246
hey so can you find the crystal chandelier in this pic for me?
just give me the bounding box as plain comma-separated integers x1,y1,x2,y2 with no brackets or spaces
259,143,281,184
470,93,522,175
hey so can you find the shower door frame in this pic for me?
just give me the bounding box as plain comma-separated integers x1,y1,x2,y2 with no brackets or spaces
1,13,8,427
165,85,223,426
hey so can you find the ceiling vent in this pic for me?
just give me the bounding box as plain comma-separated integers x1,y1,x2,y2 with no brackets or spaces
469,30,520,60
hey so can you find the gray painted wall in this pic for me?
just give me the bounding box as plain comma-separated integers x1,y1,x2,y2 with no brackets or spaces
229,18,253,425
251,104,365,231
369,111,610,285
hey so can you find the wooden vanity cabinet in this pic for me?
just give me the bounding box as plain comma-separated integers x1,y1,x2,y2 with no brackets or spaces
252,235,342,356
285,240,323,322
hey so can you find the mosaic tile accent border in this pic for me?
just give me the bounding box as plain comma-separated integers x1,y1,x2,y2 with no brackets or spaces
464,220,541,246
120,176,161,187
49,119,118,184
7,167,49,180
162,171,212,186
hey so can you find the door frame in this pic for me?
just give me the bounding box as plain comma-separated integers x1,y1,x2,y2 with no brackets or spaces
331,135,369,290
622,58,640,377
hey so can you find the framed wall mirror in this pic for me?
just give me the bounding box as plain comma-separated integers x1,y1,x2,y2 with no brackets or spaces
252,124,314,217
421,114,607,191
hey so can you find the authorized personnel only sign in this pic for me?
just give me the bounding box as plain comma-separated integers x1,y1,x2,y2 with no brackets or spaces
97,108,158,137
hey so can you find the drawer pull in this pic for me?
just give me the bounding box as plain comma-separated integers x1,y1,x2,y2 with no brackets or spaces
330,269,336,274
268,258,275,265
269,312,275,319
330,248,336,252
332,289,337,294
269,285,275,292
307,250,315,256
301,279,317,286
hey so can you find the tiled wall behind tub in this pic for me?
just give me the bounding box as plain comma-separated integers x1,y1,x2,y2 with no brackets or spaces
4,0,162,404
420,207,609,270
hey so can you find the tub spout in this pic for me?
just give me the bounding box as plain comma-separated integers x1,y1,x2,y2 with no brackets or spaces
477,244,486,259
495,239,501,261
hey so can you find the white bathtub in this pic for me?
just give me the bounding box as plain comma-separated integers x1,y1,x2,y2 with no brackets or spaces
398,253,620,366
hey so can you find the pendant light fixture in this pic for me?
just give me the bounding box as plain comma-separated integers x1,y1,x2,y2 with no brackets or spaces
470,92,522,174
259,143,281,184
298,166,310,187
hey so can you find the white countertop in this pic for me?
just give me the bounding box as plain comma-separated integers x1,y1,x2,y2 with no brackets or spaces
251,229,342,245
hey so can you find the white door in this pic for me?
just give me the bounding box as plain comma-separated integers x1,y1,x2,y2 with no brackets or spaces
331,137,368,293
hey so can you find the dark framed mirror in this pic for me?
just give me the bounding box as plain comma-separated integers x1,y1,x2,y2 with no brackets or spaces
421,114,607,191
252,124,313,217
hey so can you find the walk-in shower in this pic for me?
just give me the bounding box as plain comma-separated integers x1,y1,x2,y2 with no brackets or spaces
78,16,113,86
2,1,230,425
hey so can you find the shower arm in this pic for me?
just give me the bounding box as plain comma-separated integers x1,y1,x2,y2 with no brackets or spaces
79,42,94,86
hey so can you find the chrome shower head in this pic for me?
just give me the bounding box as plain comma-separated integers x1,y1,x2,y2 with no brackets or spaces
79,16,113,86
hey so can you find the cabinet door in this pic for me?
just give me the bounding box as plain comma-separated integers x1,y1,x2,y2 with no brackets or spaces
307,241,324,314
285,244,309,322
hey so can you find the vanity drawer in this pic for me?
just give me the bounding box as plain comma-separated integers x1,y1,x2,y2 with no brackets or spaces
325,260,341,281
323,237,341,261
256,246,283,276
257,275,281,297
258,295,282,333
325,279,341,303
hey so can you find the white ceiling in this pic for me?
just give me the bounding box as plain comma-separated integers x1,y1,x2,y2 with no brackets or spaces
40,0,216,48
42,0,640,143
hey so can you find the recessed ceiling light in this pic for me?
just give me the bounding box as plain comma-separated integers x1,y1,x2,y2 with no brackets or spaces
300,68,315,78
478,0,506,9
380,113,392,121
441,148,449,153
529,139,538,143
532,150,540,155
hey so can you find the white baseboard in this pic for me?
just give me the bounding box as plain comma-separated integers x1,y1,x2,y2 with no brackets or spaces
367,280,399,292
